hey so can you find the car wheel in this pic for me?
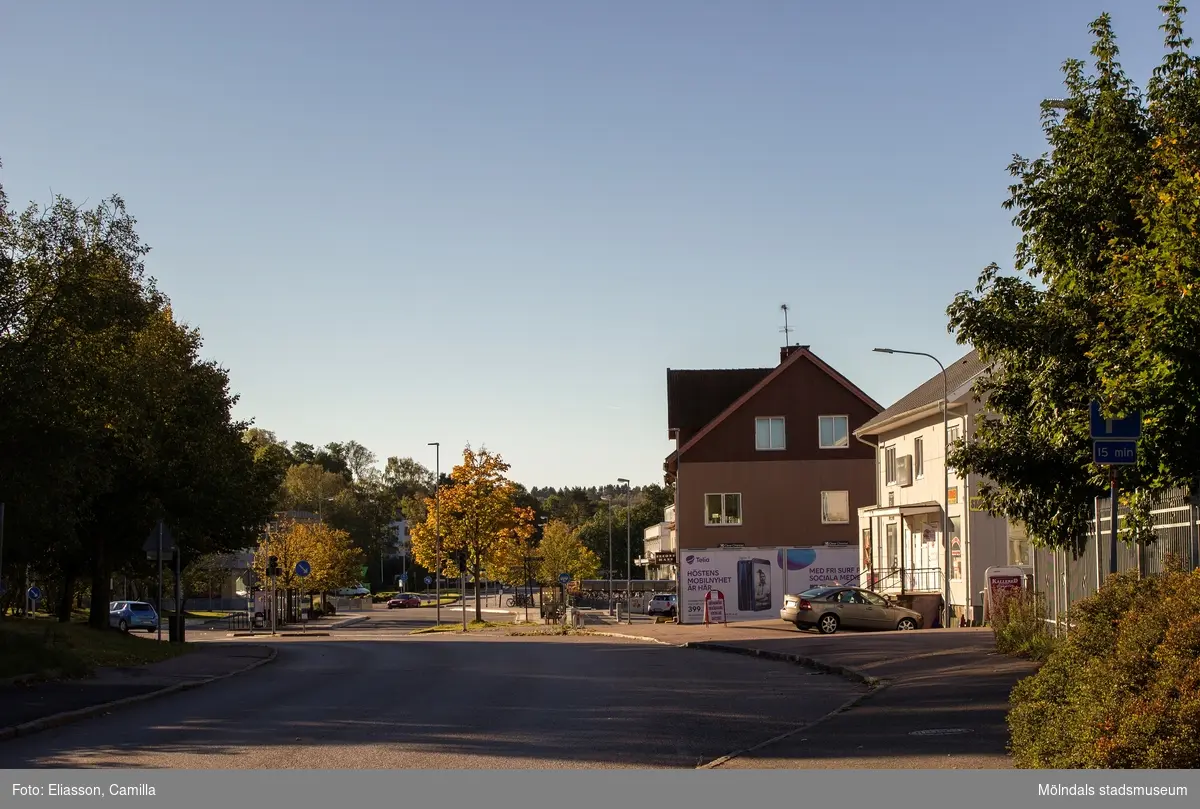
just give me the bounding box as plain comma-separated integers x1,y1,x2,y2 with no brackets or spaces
897,618,918,631
818,613,840,634
118,619,128,633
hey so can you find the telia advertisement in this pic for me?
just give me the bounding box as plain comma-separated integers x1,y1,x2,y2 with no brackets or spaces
679,547,860,624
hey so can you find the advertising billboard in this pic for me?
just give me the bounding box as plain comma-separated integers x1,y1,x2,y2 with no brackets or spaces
679,546,860,624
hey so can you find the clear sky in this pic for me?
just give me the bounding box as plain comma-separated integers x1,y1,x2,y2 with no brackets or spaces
0,1,1170,488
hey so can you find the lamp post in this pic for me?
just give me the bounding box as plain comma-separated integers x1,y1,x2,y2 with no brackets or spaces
601,495,614,614
874,347,952,629
618,477,631,624
428,442,441,628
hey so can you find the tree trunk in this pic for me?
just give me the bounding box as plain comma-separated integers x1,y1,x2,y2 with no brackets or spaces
88,537,111,629
474,560,483,623
56,570,76,623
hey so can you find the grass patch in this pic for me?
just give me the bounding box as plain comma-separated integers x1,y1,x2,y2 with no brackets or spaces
183,610,231,620
409,620,501,635
0,619,191,681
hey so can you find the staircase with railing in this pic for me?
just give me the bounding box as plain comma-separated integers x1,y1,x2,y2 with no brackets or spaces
841,567,943,595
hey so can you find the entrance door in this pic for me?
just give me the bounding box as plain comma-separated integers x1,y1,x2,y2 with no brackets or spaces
885,523,898,576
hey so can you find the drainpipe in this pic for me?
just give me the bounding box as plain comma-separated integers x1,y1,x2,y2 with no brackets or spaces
855,430,882,589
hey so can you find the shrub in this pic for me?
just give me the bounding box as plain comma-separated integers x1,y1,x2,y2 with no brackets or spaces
1008,561,1200,768
991,589,1057,661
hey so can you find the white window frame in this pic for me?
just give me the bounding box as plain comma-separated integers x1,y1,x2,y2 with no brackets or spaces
947,424,962,445
818,415,850,449
755,417,786,451
704,493,743,526
821,490,850,524
913,436,924,479
885,446,898,485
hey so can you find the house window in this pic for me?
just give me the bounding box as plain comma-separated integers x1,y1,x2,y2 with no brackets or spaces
821,491,850,524
704,493,742,526
819,415,849,449
1007,521,1031,566
947,424,961,445
755,417,786,451
913,437,924,478
885,446,898,484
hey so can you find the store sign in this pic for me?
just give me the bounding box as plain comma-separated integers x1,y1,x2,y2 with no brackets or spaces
652,551,677,565
704,590,726,624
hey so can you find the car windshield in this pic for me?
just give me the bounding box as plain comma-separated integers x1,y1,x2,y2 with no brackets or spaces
653,595,671,601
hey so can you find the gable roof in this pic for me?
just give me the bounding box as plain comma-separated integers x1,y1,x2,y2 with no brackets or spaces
674,347,883,459
667,367,773,438
855,348,986,436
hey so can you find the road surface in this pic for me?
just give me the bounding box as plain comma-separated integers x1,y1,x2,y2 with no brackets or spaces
0,633,862,769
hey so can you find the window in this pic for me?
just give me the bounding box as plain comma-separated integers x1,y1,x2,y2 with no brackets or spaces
704,493,742,526
947,424,961,445
819,415,849,449
913,437,924,478
861,590,887,607
885,446,897,484
821,490,850,524
755,417,786,450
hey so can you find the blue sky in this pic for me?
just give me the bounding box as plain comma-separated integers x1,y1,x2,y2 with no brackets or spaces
0,1,1170,488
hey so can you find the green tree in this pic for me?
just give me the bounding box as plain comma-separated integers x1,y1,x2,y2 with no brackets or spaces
537,520,601,583
946,5,1200,552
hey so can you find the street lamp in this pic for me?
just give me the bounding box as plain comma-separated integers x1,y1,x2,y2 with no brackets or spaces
601,495,614,614
428,442,441,628
618,477,631,624
874,347,952,629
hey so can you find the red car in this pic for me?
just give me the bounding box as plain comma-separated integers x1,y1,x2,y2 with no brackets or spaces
387,594,421,609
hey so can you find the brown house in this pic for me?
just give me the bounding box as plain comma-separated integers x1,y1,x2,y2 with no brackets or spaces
664,346,882,550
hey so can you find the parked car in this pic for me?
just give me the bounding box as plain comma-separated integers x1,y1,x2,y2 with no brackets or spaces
646,593,677,618
335,585,370,597
780,586,923,634
109,601,160,633
387,594,421,609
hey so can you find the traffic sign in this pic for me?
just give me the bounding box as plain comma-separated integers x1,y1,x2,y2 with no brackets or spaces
294,560,311,578
424,575,433,585
399,572,408,583
558,573,572,585
1090,402,1142,440
27,586,42,602
1094,440,1137,466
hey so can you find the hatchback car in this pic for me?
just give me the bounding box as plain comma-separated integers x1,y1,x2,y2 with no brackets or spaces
780,587,923,634
646,593,677,618
336,585,371,597
109,601,160,633
387,594,421,609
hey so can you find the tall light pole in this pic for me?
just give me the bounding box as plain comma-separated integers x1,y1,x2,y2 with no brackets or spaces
428,442,441,628
618,477,631,624
601,495,614,614
874,347,952,629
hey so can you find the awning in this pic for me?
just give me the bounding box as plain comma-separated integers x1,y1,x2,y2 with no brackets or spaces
859,501,943,518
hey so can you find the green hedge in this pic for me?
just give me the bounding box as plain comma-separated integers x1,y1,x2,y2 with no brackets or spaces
1008,561,1200,768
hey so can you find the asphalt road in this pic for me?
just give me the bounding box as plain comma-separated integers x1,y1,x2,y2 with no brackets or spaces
0,634,862,769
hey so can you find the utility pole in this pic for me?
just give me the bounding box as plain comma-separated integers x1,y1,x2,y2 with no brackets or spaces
429,442,441,628
618,477,631,624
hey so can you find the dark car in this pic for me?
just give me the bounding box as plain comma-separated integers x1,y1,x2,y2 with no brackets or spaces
387,594,421,609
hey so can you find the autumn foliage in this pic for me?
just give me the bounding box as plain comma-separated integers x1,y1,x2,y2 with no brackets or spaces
408,447,536,621
253,518,362,595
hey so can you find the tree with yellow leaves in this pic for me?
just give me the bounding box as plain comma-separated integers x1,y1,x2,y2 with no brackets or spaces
409,447,536,622
254,517,362,605
536,519,601,585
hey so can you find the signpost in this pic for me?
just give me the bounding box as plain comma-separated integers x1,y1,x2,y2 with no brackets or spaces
143,522,176,643
704,589,726,625
558,573,572,585
1090,402,1143,575
26,585,42,616
423,575,432,589
295,561,311,634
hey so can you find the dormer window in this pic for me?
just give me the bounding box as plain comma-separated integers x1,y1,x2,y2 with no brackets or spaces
755,417,786,451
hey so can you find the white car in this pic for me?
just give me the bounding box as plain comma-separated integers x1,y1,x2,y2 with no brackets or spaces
336,585,370,597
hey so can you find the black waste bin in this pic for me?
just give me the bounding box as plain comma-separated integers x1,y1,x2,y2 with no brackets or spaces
168,614,186,643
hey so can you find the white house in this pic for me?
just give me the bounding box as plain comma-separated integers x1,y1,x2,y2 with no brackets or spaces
642,504,677,579
854,349,1031,625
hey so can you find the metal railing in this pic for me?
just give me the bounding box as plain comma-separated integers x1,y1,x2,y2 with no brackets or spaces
858,566,943,594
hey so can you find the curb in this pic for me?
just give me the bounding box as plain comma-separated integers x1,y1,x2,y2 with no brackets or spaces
578,630,675,646
0,647,278,743
330,616,370,629
683,641,887,688
226,632,331,638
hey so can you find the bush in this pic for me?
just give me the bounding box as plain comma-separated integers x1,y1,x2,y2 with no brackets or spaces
1008,562,1200,768
991,589,1057,661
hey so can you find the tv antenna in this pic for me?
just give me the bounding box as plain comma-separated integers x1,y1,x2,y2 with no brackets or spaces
779,304,794,345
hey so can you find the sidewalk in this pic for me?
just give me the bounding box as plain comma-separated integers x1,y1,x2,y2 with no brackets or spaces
0,644,275,740
583,614,1039,769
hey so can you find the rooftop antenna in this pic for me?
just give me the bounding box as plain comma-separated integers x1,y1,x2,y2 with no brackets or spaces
779,303,794,346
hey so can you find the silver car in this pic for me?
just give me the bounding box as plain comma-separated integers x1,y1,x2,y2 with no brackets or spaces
780,587,923,634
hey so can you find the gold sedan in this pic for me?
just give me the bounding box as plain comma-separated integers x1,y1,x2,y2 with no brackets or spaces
780,587,924,634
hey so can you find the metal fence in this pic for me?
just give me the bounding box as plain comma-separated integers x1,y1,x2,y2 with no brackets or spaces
1033,487,1200,636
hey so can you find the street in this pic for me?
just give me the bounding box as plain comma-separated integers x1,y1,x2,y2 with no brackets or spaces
0,632,862,769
